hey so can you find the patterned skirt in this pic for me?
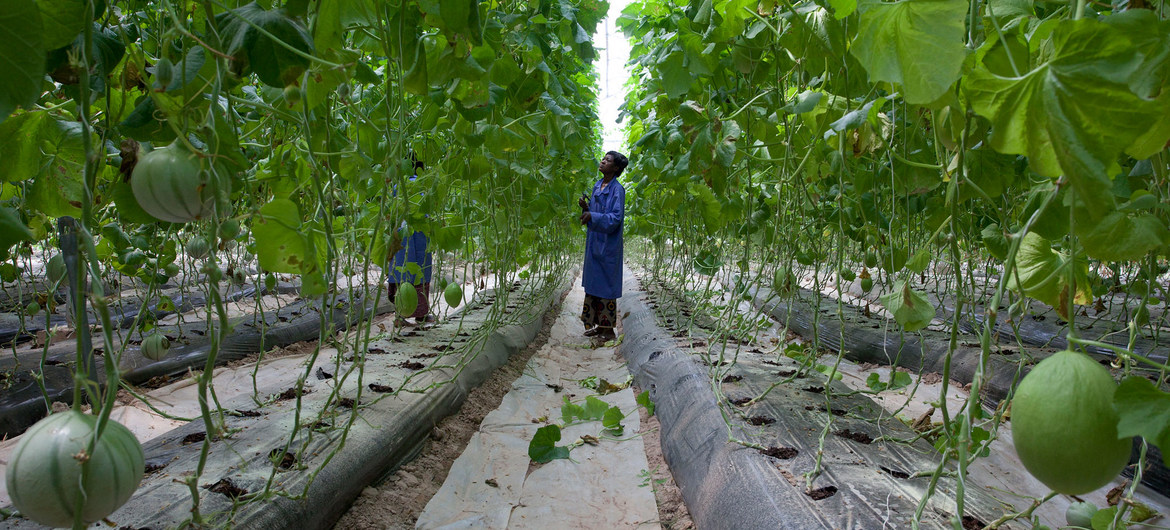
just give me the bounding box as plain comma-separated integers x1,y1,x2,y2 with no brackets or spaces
389,282,430,319
581,294,617,329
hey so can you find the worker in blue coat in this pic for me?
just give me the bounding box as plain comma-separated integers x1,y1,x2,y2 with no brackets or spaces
578,151,628,342
388,156,433,324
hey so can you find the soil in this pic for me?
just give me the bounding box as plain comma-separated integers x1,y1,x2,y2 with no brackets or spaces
635,390,695,530
332,296,563,530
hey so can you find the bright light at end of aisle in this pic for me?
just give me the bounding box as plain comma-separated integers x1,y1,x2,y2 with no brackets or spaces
595,0,633,153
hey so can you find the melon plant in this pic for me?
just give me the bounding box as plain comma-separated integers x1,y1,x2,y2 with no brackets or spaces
1011,350,1131,494
395,282,419,317
6,411,145,527
130,144,218,224
140,333,171,361
444,282,463,308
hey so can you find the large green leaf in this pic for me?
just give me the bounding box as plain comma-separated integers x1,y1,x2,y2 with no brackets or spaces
0,111,52,182
1006,232,1091,319
220,2,314,87
1103,9,1170,101
1075,210,1170,262
0,0,45,123
528,424,571,463
1114,376,1170,466
851,0,968,104
965,19,1166,219
879,280,935,332
10,117,90,217
659,53,691,99
38,0,87,49
253,198,310,274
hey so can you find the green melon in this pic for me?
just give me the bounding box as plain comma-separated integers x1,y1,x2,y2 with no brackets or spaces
1011,350,1131,495
140,333,170,361
395,282,418,317
444,282,463,308
6,411,145,527
185,237,211,259
131,144,218,224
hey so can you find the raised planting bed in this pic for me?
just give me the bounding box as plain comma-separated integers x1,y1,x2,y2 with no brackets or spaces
0,274,569,529
619,269,1014,529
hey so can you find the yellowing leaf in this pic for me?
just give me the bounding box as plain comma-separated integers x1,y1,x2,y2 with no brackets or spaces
1006,233,1091,319
879,280,935,332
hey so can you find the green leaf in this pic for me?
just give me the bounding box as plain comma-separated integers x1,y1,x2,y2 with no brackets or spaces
879,280,935,332
636,390,655,417
0,0,46,123
22,119,90,217
602,406,625,433
1113,376,1170,466
905,247,930,274
313,0,345,53
981,224,1009,260
1006,232,1091,319
528,424,571,463
1102,9,1170,101
830,0,858,19
0,207,34,261
1075,210,1170,262
851,0,969,104
965,19,1165,219
38,0,87,50
686,182,723,233
659,53,691,99
561,395,585,424
0,111,51,182
1090,507,1123,530
253,198,311,274
221,2,314,87
584,396,610,421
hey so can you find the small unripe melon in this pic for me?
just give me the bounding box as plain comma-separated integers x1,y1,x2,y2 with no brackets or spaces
1011,350,1131,495
444,282,462,308
395,282,418,317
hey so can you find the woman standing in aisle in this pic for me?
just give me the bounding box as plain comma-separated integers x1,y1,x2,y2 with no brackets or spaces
579,151,629,343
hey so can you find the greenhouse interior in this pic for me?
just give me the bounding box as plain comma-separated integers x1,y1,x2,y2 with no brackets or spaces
0,0,1168,528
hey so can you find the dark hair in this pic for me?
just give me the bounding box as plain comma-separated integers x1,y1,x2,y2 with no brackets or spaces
606,151,629,176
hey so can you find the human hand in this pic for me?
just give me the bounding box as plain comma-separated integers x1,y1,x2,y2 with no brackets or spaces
579,211,591,225
578,195,589,209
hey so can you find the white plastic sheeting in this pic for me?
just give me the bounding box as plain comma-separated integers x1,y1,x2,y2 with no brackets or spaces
418,285,659,529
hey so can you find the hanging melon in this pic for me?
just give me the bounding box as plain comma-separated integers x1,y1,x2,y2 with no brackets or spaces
6,411,145,527
395,282,419,317
444,282,463,308
131,144,218,223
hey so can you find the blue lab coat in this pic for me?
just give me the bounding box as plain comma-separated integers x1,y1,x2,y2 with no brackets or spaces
582,177,625,299
389,229,432,285
388,175,432,285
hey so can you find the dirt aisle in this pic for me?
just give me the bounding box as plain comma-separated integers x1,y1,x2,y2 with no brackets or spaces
413,281,660,528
